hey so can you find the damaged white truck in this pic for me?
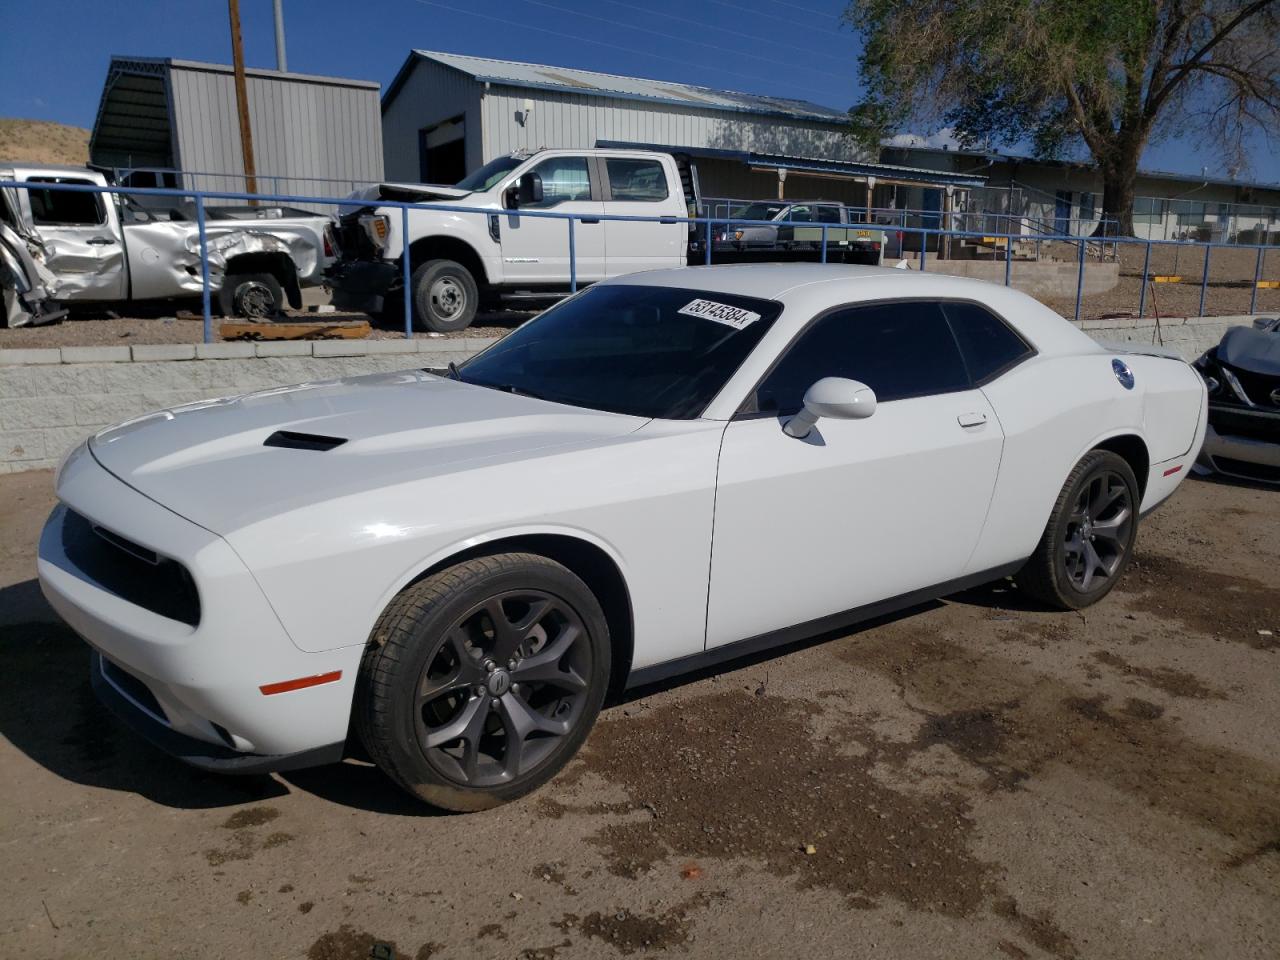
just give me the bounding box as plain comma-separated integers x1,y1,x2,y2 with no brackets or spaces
0,164,335,325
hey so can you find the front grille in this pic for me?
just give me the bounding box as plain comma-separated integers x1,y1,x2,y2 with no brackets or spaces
61,509,201,626
101,657,167,722
1211,457,1280,484
1209,406,1280,443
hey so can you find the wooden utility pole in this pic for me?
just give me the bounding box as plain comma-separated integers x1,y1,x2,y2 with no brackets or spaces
228,0,258,197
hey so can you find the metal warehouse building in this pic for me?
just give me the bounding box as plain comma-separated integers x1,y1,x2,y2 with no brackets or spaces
380,50,981,206
89,56,384,200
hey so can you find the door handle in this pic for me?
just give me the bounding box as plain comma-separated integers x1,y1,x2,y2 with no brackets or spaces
87,236,116,245
957,412,988,428
579,218,600,224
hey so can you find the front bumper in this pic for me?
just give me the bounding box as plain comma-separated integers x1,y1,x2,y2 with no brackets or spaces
37,445,362,766
1198,403,1280,484
326,259,401,314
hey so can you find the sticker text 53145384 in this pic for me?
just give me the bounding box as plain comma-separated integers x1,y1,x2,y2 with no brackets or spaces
677,298,762,330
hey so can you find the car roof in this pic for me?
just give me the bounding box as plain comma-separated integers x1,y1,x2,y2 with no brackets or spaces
606,263,1102,360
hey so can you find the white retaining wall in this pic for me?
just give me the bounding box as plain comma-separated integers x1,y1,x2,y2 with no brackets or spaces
0,315,1263,475
0,339,495,474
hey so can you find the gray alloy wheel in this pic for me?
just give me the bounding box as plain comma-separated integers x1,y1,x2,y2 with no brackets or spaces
1015,449,1140,610
1060,469,1134,592
415,590,593,787
355,553,610,811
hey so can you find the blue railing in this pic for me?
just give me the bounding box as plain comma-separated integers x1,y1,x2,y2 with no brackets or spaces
1,179,1274,342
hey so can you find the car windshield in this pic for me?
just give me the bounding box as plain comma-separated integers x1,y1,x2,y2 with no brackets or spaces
455,155,525,192
735,202,786,222
456,285,783,419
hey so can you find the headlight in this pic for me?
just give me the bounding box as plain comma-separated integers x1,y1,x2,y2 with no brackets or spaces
359,214,391,250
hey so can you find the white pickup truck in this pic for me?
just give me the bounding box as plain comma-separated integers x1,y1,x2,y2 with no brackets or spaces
0,164,335,322
329,148,692,332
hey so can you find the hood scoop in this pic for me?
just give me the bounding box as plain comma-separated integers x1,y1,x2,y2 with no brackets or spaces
263,430,348,452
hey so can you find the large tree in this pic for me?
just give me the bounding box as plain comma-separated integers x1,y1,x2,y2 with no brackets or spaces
844,0,1280,235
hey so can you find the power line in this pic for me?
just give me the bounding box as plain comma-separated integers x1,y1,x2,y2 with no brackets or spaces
508,0,853,82
703,0,842,30
408,0,852,102
599,0,851,66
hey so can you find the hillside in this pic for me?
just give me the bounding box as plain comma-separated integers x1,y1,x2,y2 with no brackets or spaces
0,118,90,165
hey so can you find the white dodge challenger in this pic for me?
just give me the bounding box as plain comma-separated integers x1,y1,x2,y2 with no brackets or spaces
38,264,1206,810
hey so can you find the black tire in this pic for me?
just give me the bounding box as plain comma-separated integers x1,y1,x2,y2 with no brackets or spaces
410,259,478,333
355,553,611,811
219,272,284,319
1015,450,1140,610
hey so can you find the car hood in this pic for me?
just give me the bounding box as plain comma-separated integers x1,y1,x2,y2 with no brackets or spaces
1218,325,1280,377
89,370,646,535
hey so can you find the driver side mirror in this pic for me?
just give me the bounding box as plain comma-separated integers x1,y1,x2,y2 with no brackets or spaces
783,377,876,439
505,171,544,209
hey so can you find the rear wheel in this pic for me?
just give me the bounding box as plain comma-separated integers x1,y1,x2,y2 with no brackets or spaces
411,259,478,333
355,553,610,811
1015,450,1139,610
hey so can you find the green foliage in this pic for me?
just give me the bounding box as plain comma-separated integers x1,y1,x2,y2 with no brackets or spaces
845,0,1280,224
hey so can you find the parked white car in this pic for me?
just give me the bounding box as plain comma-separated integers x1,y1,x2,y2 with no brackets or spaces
38,265,1206,810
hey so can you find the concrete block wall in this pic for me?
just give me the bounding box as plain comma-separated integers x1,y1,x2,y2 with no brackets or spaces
0,315,1261,475
0,338,495,474
922,260,1121,298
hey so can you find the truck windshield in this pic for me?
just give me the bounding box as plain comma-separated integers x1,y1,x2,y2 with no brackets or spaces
735,202,786,222
455,155,525,192
456,285,783,419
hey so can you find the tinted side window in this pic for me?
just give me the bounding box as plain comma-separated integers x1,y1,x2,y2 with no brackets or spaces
527,157,591,207
755,301,970,413
787,205,813,222
814,205,843,224
28,177,104,225
606,158,668,202
942,301,1033,383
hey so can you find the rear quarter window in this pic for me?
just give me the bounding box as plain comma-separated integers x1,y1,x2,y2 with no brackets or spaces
941,301,1035,384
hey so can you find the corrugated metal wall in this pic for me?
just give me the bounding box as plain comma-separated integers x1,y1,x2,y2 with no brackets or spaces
480,85,866,164
168,64,383,210
381,59,483,182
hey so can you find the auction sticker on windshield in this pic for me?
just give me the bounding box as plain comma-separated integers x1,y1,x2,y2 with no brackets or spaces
677,298,762,330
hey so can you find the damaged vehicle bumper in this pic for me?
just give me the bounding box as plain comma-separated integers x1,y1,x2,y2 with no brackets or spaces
327,259,401,314
1,222,65,327
1193,318,1280,484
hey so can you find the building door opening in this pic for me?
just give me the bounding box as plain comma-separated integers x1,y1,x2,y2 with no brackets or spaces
1054,190,1073,235
418,116,466,185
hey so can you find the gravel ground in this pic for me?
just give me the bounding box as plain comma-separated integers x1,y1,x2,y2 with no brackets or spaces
5,246,1277,350
0,301,528,349
1,470,1277,959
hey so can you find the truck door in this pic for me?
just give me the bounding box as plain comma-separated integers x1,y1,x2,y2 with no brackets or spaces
21,176,126,301
498,155,605,285
598,155,685,277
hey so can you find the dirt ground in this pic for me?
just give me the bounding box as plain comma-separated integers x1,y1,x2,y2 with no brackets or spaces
0,469,1277,960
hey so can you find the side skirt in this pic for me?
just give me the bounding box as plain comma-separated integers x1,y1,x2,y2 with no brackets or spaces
624,561,1024,690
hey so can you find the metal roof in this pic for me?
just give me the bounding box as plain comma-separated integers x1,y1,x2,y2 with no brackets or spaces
111,56,381,90
597,142,989,189
391,50,850,124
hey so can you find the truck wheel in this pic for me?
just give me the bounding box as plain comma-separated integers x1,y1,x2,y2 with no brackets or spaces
412,260,478,333
219,272,284,319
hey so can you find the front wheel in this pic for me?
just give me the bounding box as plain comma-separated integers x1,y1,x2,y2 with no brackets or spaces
219,272,284,319
355,553,611,811
1015,450,1140,610
410,259,478,333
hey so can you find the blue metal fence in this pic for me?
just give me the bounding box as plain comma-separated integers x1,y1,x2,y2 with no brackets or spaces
1,179,1274,343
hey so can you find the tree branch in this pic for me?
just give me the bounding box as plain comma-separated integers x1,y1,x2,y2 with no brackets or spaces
1146,0,1277,116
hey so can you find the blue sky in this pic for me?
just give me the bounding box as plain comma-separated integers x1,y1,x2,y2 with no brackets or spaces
1,0,1274,184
